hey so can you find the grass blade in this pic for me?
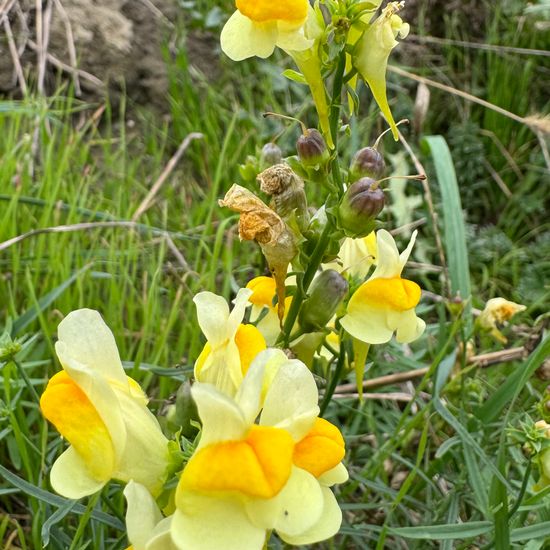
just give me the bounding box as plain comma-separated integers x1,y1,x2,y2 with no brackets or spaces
422,135,471,304
12,265,91,336
389,521,492,539
0,465,124,530
475,335,550,423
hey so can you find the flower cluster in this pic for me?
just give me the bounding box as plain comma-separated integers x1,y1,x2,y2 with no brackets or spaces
41,307,348,549
38,1,435,549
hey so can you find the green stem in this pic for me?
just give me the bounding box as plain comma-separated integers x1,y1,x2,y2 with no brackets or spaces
13,359,41,404
320,331,346,416
277,221,333,347
329,53,346,192
277,49,348,348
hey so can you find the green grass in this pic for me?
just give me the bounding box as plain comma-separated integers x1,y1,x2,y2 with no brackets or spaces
1,0,550,548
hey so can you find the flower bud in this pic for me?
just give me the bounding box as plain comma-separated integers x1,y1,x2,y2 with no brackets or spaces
299,269,349,331
297,128,329,168
165,381,199,438
260,142,283,168
349,147,386,180
338,178,385,237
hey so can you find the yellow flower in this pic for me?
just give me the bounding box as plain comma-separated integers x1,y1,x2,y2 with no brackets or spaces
220,0,313,61
124,481,177,550
340,230,425,344
323,231,378,280
40,309,170,499
172,349,348,549
194,288,267,397
478,297,526,343
353,2,410,140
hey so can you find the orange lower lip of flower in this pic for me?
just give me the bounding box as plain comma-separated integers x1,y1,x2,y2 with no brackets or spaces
354,276,421,311
293,418,345,478
236,0,308,23
179,425,294,499
40,371,115,480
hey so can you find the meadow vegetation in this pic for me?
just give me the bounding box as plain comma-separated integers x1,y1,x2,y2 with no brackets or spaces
0,0,549,548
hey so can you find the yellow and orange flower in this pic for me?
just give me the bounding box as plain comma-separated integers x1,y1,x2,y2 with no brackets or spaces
40,309,170,499
220,0,314,61
172,349,348,549
340,229,425,344
194,288,266,397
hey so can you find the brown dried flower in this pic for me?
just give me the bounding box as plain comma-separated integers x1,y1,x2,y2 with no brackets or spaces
219,184,298,322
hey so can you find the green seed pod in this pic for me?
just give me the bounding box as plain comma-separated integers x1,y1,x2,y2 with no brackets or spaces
338,177,385,237
299,269,349,331
349,147,386,180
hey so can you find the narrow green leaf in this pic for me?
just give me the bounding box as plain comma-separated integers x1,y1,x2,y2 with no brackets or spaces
281,69,307,85
0,465,124,530
12,265,91,336
510,521,550,542
422,135,471,304
389,521,492,539
41,500,77,546
476,336,550,423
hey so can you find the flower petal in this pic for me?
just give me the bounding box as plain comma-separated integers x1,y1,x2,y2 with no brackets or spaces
391,308,426,343
368,229,403,279
260,360,319,441
172,493,266,550
235,324,266,375
246,277,276,308
111,389,169,495
278,485,342,545
41,371,116,482
56,309,126,383
193,292,230,346
275,24,312,52
246,466,323,535
146,517,176,550
49,446,107,499
51,353,127,459
192,383,248,449
293,418,346,478
221,11,277,61
124,481,163,550
318,462,349,486
179,425,294,499
227,288,253,337
340,306,394,344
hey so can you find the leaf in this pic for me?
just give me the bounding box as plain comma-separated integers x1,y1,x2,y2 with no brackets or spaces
422,136,471,307
12,265,91,336
510,522,550,542
281,69,307,85
0,465,124,530
41,500,77,546
389,521,492,540
475,335,550,423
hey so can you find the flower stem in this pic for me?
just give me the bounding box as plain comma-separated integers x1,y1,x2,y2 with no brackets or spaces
13,358,41,404
277,48,348,348
320,331,346,416
277,221,333,347
329,52,346,192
